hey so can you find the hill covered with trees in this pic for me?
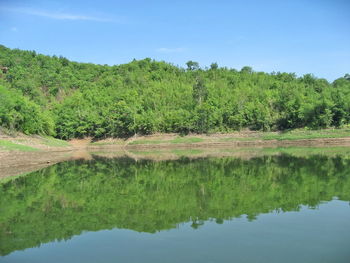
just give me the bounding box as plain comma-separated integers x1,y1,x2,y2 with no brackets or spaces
0,45,350,139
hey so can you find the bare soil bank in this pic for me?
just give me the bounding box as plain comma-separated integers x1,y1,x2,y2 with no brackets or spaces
0,151,72,178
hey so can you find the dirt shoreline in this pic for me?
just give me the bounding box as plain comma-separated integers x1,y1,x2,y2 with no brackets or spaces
2,134,350,179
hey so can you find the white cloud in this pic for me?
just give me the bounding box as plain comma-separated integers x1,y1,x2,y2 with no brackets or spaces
2,7,116,22
156,47,186,53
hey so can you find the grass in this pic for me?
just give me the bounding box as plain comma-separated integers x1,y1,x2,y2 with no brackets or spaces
127,129,350,145
41,137,71,147
219,129,350,142
0,140,39,152
261,129,350,141
129,137,204,145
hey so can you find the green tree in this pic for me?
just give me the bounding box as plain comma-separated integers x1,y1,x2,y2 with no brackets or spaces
186,61,199,71
210,62,218,70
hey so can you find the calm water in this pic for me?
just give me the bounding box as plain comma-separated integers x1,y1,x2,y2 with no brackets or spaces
1,153,350,262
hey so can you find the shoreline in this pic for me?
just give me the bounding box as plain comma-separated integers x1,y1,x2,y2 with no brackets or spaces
122,136,350,149
2,129,350,179
1,132,350,179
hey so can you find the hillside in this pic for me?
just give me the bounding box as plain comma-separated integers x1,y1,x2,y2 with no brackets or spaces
0,45,350,139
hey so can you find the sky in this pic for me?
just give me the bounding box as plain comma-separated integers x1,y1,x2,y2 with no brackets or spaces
0,0,349,81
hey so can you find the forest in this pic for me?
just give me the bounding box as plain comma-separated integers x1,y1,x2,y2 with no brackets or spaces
1,45,350,139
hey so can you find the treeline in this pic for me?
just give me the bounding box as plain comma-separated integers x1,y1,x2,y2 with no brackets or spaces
1,45,350,139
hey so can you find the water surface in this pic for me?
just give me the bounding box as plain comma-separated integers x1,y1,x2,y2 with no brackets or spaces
1,153,350,262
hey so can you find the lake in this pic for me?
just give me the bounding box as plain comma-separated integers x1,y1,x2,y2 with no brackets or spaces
1,150,350,262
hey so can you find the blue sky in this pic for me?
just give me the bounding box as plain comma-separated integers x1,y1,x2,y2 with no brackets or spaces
0,0,349,81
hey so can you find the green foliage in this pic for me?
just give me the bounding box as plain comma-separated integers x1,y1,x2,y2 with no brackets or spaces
192,76,208,105
260,129,350,141
0,85,54,135
0,140,39,151
106,101,135,137
186,60,199,71
1,45,350,138
210,62,218,70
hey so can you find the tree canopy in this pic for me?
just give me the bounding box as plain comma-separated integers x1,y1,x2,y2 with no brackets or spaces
0,45,350,139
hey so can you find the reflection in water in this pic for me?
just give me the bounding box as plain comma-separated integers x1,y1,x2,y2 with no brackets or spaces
1,154,350,256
